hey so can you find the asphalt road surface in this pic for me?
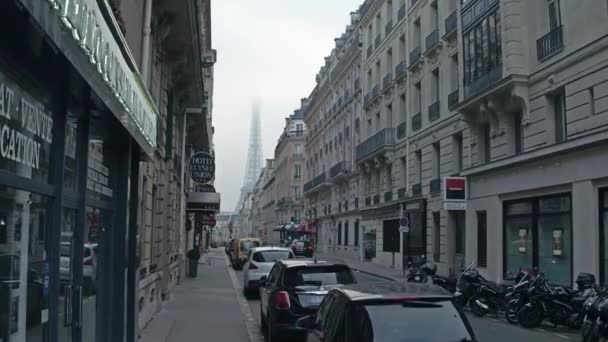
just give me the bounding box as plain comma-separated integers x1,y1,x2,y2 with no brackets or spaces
231,256,579,342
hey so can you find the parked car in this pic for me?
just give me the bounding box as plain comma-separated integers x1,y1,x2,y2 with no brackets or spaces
243,247,295,298
296,282,477,342
289,240,314,257
230,238,262,270
259,260,357,341
225,239,236,255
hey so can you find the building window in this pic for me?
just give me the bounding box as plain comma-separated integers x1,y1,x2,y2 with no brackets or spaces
338,222,342,245
294,164,301,179
344,221,350,246
453,133,463,173
504,194,571,284
553,89,566,143
151,185,159,269
432,142,440,179
400,157,407,188
589,88,596,115
415,150,422,183
354,220,360,247
514,111,523,154
479,123,491,163
463,10,502,96
477,211,488,267
601,189,608,284
433,212,441,262
548,0,562,29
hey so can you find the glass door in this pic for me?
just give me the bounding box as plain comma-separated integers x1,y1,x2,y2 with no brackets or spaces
58,208,76,342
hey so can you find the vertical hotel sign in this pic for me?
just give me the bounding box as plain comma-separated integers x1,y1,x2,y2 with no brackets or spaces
45,0,157,146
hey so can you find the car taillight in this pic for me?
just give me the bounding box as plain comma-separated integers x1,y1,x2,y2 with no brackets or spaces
248,262,258,270
83,258,93,266
307,246,313,251
274,291,291,310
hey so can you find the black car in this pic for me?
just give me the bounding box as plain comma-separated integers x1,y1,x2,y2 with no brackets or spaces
225,239,236,255
289,240,314,257
296,282,477,342
259,260,357,341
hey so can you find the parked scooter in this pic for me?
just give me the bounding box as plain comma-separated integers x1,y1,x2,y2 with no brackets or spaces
581,286,608,342
517,273,596,329
454,262,482,308
406,256,458,293
470,268,534,319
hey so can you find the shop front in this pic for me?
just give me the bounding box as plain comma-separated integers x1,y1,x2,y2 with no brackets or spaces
0,1,158,342
600,189,608,284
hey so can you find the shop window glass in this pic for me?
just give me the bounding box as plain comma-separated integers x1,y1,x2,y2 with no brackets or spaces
0,190,48,342
601,190,608,284
506,202,532,216
0,71,52,184
538,213,571,285
63,111,79,192
504,215,533,279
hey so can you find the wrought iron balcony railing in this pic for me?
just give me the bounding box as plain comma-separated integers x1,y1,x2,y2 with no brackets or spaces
385,20,393,36
372,84,380,99
412,183,422,197
444,11,457,38
367,45,372,58
464,65,502,99
398,4,406,21
395,61,406,80
537,26,564,61
375,34,381,50
425,29,440,53
330,161,351,179
409,47,422,68
428,101,440,122
355,128,396,161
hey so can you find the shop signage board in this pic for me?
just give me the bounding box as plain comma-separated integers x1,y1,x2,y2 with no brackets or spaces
443,177,467,211
195,183,216,193
189,152,215,184
40,0,158,152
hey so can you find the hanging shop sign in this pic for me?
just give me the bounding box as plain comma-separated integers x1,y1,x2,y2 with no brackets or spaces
199,214,216,227
443,177,467,211
187,192,221,212
195,183,216,193
189,152,215,183
44,0,158,147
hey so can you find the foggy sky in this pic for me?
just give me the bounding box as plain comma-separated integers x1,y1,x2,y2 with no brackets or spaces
212,0,363,211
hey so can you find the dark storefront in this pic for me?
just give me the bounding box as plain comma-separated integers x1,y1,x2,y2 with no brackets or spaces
600,189,608,284
0,1,157,342
503,194,572,285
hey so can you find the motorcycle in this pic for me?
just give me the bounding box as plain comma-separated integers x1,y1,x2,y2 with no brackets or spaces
454,262,483,308
589,295,608,342
517,273,595,329
406,257,458,294
470,268,534,319
581,287,608,342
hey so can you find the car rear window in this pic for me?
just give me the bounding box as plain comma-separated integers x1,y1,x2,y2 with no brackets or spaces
350,300,473,342
252,250,294,262
295,241,311,247
283,266,355,287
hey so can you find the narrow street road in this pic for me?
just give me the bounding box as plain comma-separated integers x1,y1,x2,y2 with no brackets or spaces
141,249,579,342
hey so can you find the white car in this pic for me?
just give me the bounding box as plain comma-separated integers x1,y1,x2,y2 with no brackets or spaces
242,247,295,298
60,242,98,292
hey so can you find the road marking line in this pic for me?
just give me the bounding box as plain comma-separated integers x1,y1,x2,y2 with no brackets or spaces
225,254,263,342
554,333,571,340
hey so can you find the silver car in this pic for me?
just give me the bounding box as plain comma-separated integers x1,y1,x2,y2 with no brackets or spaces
243,247,295,298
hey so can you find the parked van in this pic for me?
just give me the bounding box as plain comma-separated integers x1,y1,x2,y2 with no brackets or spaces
230,238,262,270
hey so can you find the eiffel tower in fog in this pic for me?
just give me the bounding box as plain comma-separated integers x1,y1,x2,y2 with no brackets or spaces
236,104,263,211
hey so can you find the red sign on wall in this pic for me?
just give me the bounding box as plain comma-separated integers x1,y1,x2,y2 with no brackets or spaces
444,177,466,201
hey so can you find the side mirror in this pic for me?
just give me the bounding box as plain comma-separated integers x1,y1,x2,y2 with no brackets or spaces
295,315,315,330
259,276,267,287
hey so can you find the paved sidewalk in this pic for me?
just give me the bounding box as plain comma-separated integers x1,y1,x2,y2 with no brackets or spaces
316,251,406,281
139,249,251,342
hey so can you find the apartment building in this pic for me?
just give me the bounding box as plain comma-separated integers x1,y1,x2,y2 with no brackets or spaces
273,110,307,242
303,12,363,260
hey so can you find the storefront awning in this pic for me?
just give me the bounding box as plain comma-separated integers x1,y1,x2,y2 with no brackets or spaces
186,192,220,212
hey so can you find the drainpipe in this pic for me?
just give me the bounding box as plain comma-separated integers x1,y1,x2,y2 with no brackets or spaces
141,0,153,85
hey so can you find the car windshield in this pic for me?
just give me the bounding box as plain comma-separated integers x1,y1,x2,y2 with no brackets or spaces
350,300,473,342
252,250,293,262
283,266,355,287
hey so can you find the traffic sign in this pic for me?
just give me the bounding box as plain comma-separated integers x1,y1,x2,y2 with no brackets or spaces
399,226,410,233
399,217,409,227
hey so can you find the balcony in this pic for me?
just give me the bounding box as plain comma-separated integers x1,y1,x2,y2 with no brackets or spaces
537,26,564,61
397,187,407,200
384,191,393,202
355,128,396,162
397,122,407,140
367,45,372,59
411,112,422,132
385,20,393,36
430,178,441,195
428,101,440,122
443,11,458,40
373,194,381,205
412,183,422,197
382,73,393,91
398,4,406,21
330,161,351,180
464,64,502,99
394,61,406,81
365,196,372,207
293,153,304,160
375,34,381,50
303,172,328,194
355,197,359,209
354,78,361,92
425,29,440,55
448,89,459,110
409,47,422,69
